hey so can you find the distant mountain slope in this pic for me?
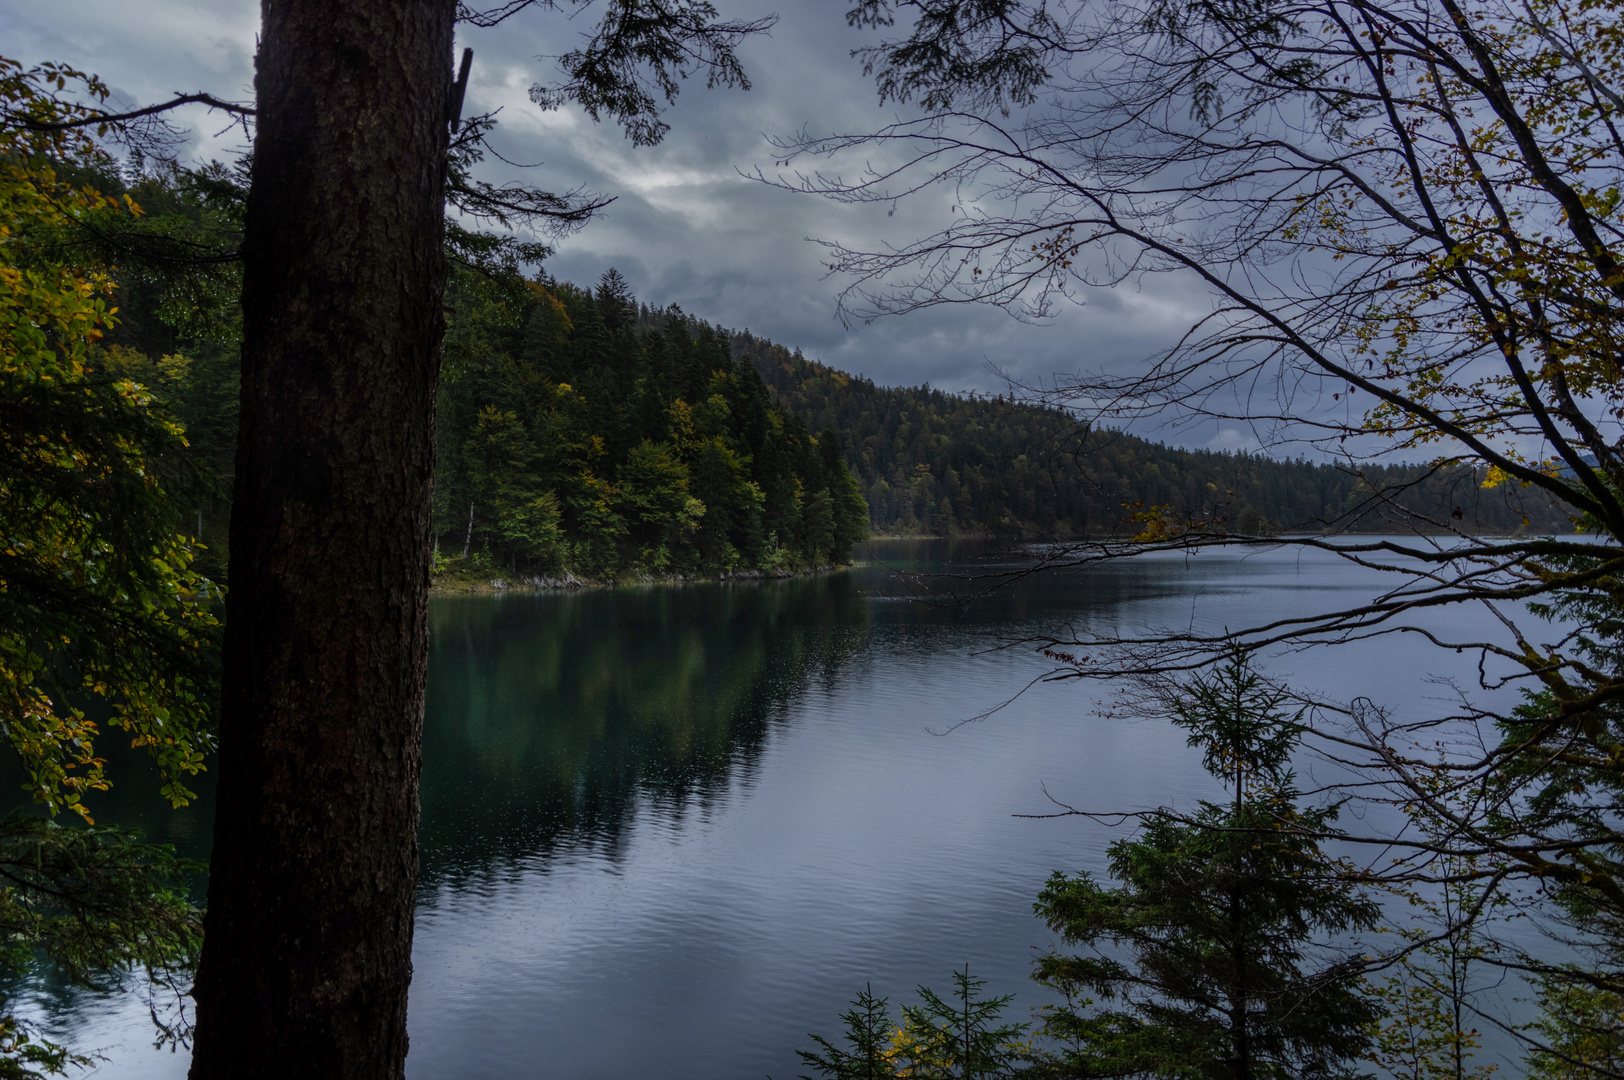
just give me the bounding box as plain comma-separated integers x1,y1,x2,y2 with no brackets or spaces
98,224,1574,557
731,333,1574,537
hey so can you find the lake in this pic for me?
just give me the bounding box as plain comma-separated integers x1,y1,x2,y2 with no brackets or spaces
12,538,1526,1078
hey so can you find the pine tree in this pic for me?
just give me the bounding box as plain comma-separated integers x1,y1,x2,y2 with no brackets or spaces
796,984,897,1080
799,969,1031,1080
596,267,635,334
895,967,1032,1079
1033,652,1381,1080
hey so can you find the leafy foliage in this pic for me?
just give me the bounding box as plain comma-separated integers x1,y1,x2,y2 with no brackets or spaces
0,811,201,1003
0,1017,87,1080
1526,968,1624,1080
1370,955,1498,1080
845,0,1061,113
1,54,216,1075
455,0,777,147
1367,861,1500,1080
0,815,203,1079
1,55,218,820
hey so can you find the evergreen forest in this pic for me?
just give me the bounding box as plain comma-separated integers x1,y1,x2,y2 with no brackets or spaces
739,337,1574,538
432,269,869,580
86,160,1570,597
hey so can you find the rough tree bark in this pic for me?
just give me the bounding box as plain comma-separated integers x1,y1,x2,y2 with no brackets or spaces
187,1,454,1076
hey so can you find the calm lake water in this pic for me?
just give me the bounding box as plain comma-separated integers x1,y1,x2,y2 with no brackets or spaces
14,538,1528,1078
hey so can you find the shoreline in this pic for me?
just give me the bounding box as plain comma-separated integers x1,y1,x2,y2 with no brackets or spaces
429,561,849,596
428,526,1581,596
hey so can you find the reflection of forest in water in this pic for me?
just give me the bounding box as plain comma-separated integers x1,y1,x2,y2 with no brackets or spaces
0,538,1352,890
418,572,874,889
8,540,1470,1080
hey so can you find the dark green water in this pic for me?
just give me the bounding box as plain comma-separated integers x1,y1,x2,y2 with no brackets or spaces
13,539,1523,1078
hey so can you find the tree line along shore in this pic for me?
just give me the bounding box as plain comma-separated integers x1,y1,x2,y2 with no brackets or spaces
89,161,1569,592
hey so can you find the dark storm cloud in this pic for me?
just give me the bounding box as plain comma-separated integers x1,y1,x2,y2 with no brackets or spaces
0,0,1212,410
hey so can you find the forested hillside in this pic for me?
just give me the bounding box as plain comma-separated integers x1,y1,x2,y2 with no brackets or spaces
77,148,870,581
430,270,869,578
734,335,1575,537
88,151,1570,556
83,156,871,582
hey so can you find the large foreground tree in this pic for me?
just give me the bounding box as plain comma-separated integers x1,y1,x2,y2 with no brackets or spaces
1034,653,1380,1080
176,2,768,1077
183,2,454,1074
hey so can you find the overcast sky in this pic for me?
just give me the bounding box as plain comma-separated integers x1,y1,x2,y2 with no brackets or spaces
2,0,1256,445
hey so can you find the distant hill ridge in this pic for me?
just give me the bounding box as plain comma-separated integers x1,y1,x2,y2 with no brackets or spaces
63,151,1569,547
729,331,1573,537
96,236,1574,561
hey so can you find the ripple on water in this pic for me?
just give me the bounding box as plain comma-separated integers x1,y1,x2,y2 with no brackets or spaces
24,539,1531,1080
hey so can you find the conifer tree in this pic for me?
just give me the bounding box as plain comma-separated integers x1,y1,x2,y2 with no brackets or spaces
820,429,872,556
596,267,635,335
1033,652,1380,1080
797,985,897,1080
895,968,1032,1080
799,969,1031,1080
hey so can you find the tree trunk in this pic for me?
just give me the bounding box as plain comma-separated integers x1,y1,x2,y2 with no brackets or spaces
1229,884,1250,1080
188,1,452,1076
1230,727,1250,1080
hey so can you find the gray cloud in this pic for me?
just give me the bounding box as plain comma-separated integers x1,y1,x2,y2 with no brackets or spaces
2,0,1208,406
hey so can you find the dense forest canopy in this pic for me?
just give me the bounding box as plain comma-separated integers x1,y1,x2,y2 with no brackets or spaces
738,336,1573,538
433,268,870,578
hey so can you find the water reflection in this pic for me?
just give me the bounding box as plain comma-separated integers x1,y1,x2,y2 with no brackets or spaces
1,539,1533,1080
419,572,873,887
